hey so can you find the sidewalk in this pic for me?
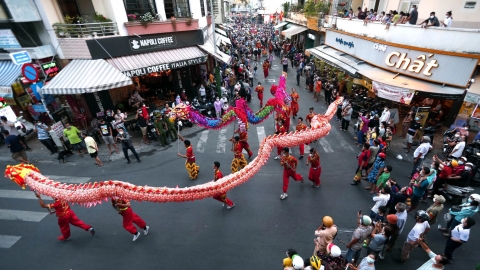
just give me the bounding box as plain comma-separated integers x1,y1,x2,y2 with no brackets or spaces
0,124,202,165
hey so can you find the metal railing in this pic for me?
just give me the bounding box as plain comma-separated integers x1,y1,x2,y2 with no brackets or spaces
52,22,118,38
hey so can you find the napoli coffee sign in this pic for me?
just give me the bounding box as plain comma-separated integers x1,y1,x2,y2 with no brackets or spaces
122,56,207,77
129,36,177,51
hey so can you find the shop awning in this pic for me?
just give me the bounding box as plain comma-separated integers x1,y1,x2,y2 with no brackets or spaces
216,34,231,45
219,24,233,31
198,35,232,64
41,60,133,95
215,28,228,37
282,25,308,38
274,22,289,29
307,46,363,75
465,73,480,102
106,46,208,78
358,67,466,99
0,60,22,87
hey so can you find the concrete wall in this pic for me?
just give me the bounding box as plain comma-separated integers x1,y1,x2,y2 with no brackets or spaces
98,0,128,36
35,0,64,58
328,16,480,54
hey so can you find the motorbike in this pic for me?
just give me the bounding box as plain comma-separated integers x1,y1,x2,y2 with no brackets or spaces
146,113,158,141
191,97,214,117
423,123,442,145
439,184,475,205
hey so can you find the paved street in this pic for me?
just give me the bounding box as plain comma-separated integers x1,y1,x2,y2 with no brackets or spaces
0,62,478,270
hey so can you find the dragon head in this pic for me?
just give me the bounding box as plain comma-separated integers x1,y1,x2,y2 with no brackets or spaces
4,164,40,189
171,103,189,120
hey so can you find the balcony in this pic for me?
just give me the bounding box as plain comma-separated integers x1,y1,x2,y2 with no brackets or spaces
327,16,480,54
124,19,200,35
52,22,119,38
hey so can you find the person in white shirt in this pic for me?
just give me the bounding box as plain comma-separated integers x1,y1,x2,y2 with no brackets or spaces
449,135,465,158
441,11,452,28
198,84,206,100
409,136,433,178
444,217,475,262
417,237,449,269
400,210,431,264
371,186,391,218
386,202,408,251
379,107,390,123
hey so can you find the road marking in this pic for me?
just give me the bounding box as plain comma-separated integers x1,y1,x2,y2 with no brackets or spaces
0,190,53,200
196,130,209,153
216,128,227,153
45,175,91,184
0,209,48,222
318,138,334,153
256,126,266,142
266,79,276,82
329,126,355,152
0,235,21,249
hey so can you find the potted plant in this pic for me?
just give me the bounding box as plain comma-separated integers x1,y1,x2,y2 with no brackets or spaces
171,16,177,31
140,12,154,27
127,13,138,21
186,13,193,26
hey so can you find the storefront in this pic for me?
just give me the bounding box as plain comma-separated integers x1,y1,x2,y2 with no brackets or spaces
310,29,479,126
281,23,308,48
457,73,480,134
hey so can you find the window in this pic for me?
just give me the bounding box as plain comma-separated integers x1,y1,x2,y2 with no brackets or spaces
465,1,476,8
164,0,191,18
200,0,206,16
57,0,81,18
123,0,157,16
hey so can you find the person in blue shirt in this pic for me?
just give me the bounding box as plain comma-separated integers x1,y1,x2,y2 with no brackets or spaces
3,130,29,163
34,121,58,155
440,193,480,236
407,167,431,212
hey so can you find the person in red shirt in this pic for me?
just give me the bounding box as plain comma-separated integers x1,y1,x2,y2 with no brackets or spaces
306,107,315,127
234,124,253,159
275,113,286,132
280,147,303,200
290,88,300,118
283,106,291,131
229,136,248,173
275,119,287,159
296,117,308,159
178,134,199,180
255,82,264,107
352,143,371,185
212,161,235,209
306,148,321,188
35,193,95,241
111,197,149,241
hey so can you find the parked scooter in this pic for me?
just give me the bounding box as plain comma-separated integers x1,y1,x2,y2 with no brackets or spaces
146,113,158,141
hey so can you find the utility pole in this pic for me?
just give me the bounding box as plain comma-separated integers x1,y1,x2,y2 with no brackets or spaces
210,0,218,54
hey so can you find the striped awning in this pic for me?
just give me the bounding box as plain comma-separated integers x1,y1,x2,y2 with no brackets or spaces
198,35,232,64
0,60,22,87
42,60,133,95
282,25,308,38
274,22,289,29
216,34,231,45
106,46,208,78
215,28,228,37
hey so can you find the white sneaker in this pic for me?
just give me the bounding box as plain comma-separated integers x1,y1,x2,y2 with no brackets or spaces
311,182,315,187
222,203,225,207
144,226,149,236
274,156,279,160
227,203,235,209
314,185,320,188
133,232,140,241
280,193,288,200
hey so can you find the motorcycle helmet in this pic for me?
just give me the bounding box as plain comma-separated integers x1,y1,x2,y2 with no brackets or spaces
322,216,334,228
292,255,304,269
309,256,321,270
415,210,430,222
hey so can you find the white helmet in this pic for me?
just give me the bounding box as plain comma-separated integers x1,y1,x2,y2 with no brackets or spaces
330,245,341,257
292,255,304,269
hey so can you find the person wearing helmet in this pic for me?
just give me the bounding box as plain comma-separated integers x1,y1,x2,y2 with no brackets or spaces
407,136,432,178
399,210,430,264
440,194,480,236
304,255,324,270
446,161,472,187
283,249,303,270
314,216,338,255
345,214,373,264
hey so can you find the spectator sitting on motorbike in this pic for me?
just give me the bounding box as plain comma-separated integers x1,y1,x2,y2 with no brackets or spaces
455,125,470,137
446,162,472,187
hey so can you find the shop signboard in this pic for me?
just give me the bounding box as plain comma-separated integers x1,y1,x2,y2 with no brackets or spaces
83,90,115,117
16,94,31,108
41,62,59,80
325,30,478,87
0,29,21,48
86,30,204,59
32,104,47,113
0,105,17,122
372,81,414,105
121,56,207,77
9,51,31,65
464,92,480,104
416,107,431,128
50,121,65,138
0,87,13,98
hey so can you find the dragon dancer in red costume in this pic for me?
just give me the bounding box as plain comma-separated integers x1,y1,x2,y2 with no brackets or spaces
275,112,286,132
283,106,291,131
35,193,95,241
274,119,287,159
233,121,253,159
212,161,235,209
306,148,321,188
263,59,270,78
255,82,264,107
279,147,303,200
296,117,308,160
290,88,300,118
111,197,149,241
306,107,315,127
229,136,248,173
178,134,199,180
